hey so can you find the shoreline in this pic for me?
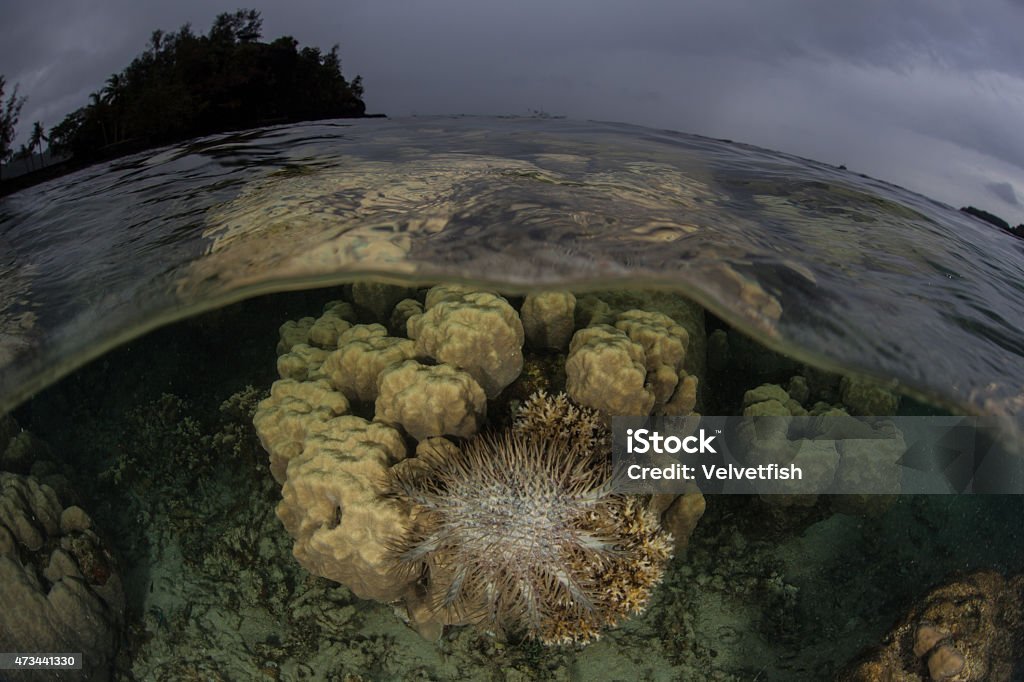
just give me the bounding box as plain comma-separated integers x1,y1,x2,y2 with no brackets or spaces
0,113,387,199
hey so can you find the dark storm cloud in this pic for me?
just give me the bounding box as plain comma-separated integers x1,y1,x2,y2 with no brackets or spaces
1,1,225,147
987,181,1020,206
2,0,1023,224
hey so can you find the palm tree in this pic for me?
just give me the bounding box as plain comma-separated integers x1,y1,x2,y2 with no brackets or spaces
88,91,109,146
29,121,47,168
102,74,124,103
102,74,126,143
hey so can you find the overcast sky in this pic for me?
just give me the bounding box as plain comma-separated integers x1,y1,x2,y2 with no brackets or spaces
3,0,1024,224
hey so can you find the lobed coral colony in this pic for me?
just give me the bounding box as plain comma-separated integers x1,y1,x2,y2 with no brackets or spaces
253,283,707,644
252,281,912,647
0,424,125,681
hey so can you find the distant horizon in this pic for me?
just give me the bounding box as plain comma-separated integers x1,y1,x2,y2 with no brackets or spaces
4,113,1021,238
3,1,1024,224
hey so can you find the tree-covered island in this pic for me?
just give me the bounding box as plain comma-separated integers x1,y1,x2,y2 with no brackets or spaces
1,8,370,194
960,205,1024,240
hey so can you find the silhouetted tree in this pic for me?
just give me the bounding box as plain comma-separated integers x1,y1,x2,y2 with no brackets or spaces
102,74,127,143
0,76,28,181
49,108,89,156
961,205,1010,231
209,9,262,44
961,205,1024,240
28,121,47,167
88,90,111,146
149,29,164,54
46,9,366,165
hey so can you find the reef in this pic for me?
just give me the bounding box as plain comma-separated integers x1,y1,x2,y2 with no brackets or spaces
734,378,904,514
7,278,1024,678
253,283,708,644
0,421,124,681
839,570,1024,682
